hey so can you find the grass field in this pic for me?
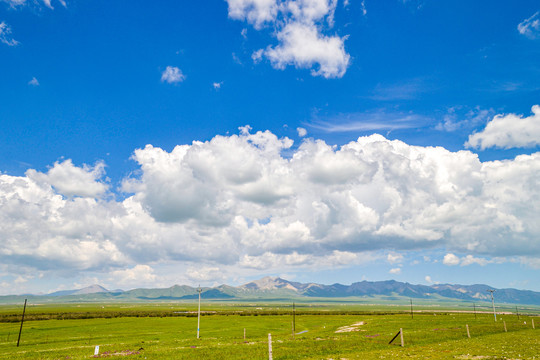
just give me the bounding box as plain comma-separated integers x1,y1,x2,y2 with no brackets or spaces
0,302,538,359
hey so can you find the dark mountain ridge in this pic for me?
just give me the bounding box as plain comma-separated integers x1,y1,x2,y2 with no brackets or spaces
3,277,539,305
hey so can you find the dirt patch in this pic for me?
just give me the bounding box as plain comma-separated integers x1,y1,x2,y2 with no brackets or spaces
454,356,506,359
335,321,366,333
93,349,142,357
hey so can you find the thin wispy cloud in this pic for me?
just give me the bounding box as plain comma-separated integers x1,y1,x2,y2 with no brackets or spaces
2,0,27,8
0,22,19,46
2,0,66,9
1,0,65,49
309,110,430,133
368,79,428,101
232,52,243,65
435,106,495,132
42,0,67,9
518,11,540,39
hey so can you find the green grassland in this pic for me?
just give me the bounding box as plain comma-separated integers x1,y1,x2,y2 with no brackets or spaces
0,302,538,359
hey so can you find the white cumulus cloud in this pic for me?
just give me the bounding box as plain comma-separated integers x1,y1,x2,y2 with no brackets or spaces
226,0,279,29
387,253,403,264
108,265,156,289
186,266,226,282
2,128,540,288
161,66,185,84
119,129,540,262
252,48,264,63
265,22,349,78
297,127,307,137
26,159,108,198
389,267,401,275
443,253,492,267
466,105,540,149
28,77,40,86
226,0,350,78
460,255,490,266
443,253,460,266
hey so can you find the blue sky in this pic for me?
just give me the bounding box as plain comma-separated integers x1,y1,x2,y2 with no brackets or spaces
1,0,540,295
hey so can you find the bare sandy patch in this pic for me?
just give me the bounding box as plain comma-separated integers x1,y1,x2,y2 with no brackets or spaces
335,321,366,333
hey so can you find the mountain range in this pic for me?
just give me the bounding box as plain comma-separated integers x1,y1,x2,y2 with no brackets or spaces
2,277,540,305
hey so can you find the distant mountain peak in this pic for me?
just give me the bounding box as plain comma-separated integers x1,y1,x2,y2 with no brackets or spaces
74,284,109,295
241,276,299,291
46,284,110,297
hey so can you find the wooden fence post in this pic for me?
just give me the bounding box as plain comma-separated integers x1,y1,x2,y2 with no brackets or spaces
466,324,470,338
532,319,535,329
389,329,404,346
244,328,246,340
268,333,273,360
503,321,507,332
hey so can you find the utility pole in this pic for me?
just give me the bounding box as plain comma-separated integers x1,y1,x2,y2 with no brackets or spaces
292,302,296,338
293,302,296,334
197,286,202,339
17,299,27,347
487,289,496,321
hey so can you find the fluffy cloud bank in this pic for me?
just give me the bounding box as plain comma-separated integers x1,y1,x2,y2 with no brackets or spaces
1,128,540,283
226,0,350,78
466,105,540,149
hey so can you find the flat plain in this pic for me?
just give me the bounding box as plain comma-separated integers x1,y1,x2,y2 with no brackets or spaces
0,302,538,359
